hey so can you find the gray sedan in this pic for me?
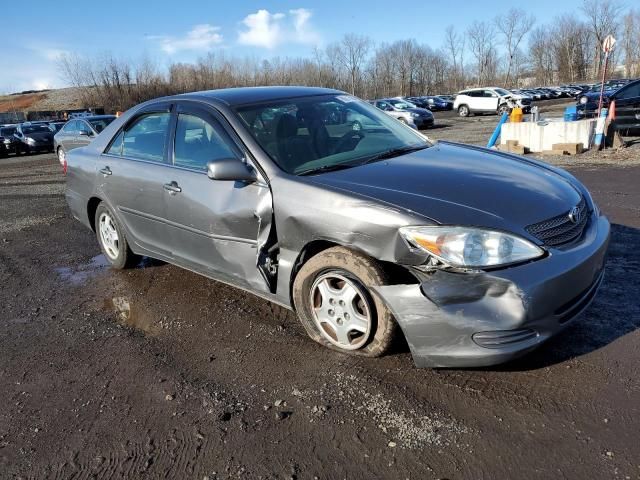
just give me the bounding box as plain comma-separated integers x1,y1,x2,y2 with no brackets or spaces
65,87,609,368
54,115,116,167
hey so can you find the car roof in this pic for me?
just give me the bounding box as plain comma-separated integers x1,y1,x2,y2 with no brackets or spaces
176,86,343,107
72,115,116,121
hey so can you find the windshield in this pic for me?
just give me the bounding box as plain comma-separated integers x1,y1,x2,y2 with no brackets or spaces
388,99,416,109
235,94,430,175
89,117,115,133
22,125,51,134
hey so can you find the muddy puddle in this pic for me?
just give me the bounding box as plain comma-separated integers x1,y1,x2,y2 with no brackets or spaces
103,296,160,335
54,254,110,285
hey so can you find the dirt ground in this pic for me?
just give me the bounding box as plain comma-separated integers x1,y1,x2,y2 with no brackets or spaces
1,111,639,479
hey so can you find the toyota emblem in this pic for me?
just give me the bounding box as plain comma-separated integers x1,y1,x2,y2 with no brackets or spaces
568,206,581,224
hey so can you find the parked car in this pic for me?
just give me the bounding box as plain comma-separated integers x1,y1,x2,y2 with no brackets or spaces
13,123,54,154
577,79,640,133
407,96,453,111
65,86,610,368
373,98,434,129
453,87,531,117
54,115,116,166
0,126,19,157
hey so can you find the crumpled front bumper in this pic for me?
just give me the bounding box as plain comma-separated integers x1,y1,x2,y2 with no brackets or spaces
373,214,610,368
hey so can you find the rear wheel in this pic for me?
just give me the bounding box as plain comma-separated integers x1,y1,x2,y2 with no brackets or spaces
57,146,66,166
458,105,470,117
292,246,399,357
94,203,140,269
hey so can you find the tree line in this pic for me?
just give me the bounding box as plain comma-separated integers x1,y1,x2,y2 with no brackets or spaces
58,0,640,112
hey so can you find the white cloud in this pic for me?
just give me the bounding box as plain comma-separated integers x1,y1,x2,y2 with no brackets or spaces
41,48,70,61
238,8,320,49
152,24,223,54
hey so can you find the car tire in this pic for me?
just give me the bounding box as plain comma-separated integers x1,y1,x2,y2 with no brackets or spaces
94,203,140,270
458,105,470,117
498,104,510,115
292,246,399,357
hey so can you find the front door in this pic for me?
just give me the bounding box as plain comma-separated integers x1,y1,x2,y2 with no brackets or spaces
162,104,271,292
98,108,177,258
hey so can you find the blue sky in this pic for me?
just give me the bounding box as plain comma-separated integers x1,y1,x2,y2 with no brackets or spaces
1,0,589,92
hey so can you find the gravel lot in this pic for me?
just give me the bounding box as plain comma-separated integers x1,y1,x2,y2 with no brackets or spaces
1,108,639,479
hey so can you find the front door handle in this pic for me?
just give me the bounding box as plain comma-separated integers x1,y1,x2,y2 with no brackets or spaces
163,181,182,194
99,166,112,177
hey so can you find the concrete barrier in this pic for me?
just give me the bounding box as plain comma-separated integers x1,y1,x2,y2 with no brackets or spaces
501,118,596,153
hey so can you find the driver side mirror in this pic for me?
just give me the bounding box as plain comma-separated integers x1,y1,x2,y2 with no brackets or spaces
207,158,257,183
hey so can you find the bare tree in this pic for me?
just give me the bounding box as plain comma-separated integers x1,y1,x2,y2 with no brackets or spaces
582,0,624,78
467,21,498,85
332,34,372,96
622,10,640,78
444,25,465,91
495,8,535,87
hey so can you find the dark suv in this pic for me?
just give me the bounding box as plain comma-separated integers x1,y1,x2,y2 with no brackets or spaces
577,79,640,134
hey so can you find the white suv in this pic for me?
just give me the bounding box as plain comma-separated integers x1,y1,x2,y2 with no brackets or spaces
453,87,531,117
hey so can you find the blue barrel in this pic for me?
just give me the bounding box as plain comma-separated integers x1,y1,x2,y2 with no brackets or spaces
564,106,578,122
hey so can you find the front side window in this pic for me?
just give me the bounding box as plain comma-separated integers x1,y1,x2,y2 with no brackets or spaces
78,121,92,135
236,94,430,175
174,114,237,171
62,121,77,133
121,112,170,162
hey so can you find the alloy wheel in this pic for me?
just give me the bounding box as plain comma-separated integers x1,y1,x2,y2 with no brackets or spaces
98,212,120,260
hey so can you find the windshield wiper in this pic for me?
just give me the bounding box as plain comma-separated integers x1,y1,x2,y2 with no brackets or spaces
361,144,429,165
297,163,356,176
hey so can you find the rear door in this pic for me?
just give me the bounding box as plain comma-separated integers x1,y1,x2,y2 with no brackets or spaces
613,82,640,133
162,102,272,292
59,120,79,151
98,105,177,258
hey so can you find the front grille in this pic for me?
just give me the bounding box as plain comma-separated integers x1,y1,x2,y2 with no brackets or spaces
526,197,589,247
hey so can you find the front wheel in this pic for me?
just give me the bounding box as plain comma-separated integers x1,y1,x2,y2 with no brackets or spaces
458,105,470,117
292,246,399,357
95,203,140,269
498,104,510,115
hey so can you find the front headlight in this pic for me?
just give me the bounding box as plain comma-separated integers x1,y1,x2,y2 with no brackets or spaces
399,226,544,268
411,112,420,118
25,137,36,145
579,96,588,105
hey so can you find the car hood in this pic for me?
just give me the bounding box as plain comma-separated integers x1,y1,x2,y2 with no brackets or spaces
307,142,583,237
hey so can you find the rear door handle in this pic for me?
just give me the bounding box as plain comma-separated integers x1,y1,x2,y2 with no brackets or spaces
163,181,182,194
99,167,112,176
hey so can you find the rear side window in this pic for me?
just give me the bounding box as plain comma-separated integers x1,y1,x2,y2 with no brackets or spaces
174,114,237,171
616,83,640,100
121,113,170,163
